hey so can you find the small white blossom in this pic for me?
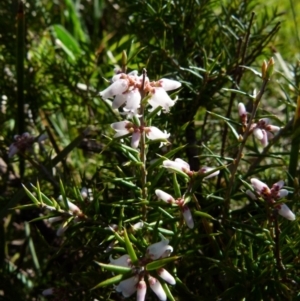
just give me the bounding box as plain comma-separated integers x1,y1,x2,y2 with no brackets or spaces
148,276,167,301
146,237,173,260
247,178,295,220
137,280,147,301
158,268,176,285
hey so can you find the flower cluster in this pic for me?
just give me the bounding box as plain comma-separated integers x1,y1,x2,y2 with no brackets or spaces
163,158,219,179
238,103,280,146
153,158,219,229
99,70,181,149
110,237,175,301
111,121,170,149
155,189,194,229
48,196,83,236
99,71,181,117
246,178,295,220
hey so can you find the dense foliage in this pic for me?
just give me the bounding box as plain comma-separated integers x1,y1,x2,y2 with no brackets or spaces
1,0,300,300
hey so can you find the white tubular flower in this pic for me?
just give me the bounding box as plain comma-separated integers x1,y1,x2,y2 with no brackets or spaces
67,200,81,214
148,87,175,113
163,158,191,174
131,221,144,231
199,166,220,179
250,178,270,196
115,276,139,297
181,205,194,229
148,276,167,301
146,237,173,260
158,268,176,285
157,78,181,91
251,118,280,147
109,254,131,267
253,128,264,140
137,280,147,301
155,189,175,203
111,121,133,138
131,132,141,148
145,126,170,141
248,178,295,220
99,79,128,99
56,222,69,237
276,204,296,221
238,102,247,124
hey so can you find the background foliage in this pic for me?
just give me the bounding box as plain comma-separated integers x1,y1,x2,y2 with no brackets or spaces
1,0,300,300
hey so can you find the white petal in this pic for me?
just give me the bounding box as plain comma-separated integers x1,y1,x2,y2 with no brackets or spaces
131,221,144,231
109,254,131,267
182,205,194,229
158,78,181,91
116,276,138,297
174,158,190,170
148,88,175,113
147,238,173,260
272,180,285,190
155,189,175,203
131,132,141,148
158,268,176,285
259,130,268,147
146,127,170,140
277,204,295,221
137,280,147,301
267,125,280,132
56,222,68,236
112,94,127,109
67,200,81,213
199,166,219,179
163,159,190,172
99,79,128,99
148,276,166,301
260,118,270,126
238,102,247,117
278,189,289,198
253,128,264,140
124,89,141,111
111,120,132,131
250,178,269,194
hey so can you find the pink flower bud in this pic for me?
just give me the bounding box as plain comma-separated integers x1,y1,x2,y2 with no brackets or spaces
147,238,173,260
158,268,176,285
181,205,194,229
148,276,167,301
137,280,147,301
155,189,175,203
277,204,295,221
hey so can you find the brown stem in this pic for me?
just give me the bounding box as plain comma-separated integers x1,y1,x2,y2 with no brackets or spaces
224,79,269,218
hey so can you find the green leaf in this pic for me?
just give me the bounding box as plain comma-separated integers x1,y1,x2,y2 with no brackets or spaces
161,281,176,301
193,211,215,220
94,261,132,274
90,273,131,290
22,184,39,205
51,24,81,61
124,228,138,263
145,256,180,271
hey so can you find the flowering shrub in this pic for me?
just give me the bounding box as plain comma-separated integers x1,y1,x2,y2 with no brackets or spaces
2,1,300,300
